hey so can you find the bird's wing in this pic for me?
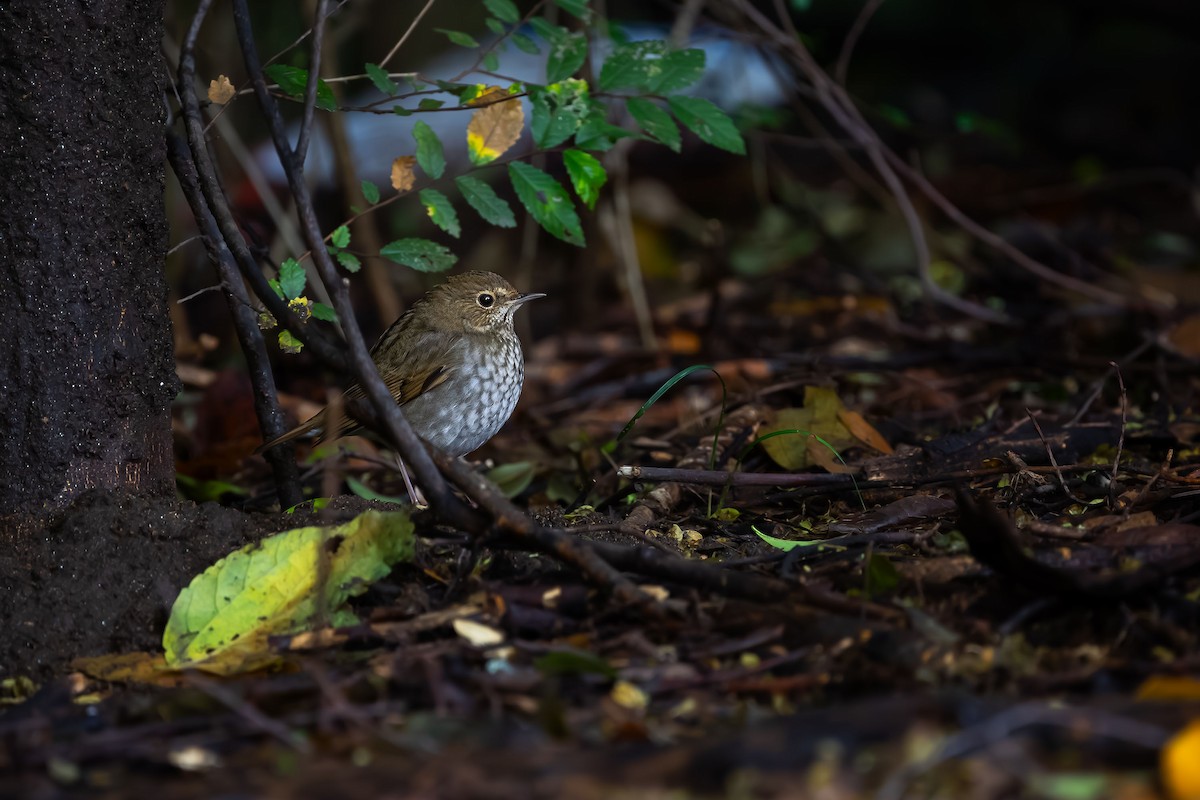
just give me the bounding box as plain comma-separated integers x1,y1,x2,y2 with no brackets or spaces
257,326,458,452
328,329,458,440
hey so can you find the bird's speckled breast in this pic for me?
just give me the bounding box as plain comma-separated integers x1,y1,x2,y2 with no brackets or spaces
400,333,524,457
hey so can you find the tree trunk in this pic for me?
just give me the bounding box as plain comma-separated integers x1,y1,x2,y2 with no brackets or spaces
0,0,176,513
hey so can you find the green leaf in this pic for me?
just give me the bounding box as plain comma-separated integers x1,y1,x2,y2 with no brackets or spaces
668,95,746,155
596,42,703,94
508,161,584,246
345,476,407,505
380,238,458,272
311,302,337,322
484,461,536,498
546,31,588,83
456,175,517,227
393,105,413,117
528,18,568,43
647,48,705,93
263,64,337,111
336,251,362,273
265,63,310,95
330,225,350,249
361,180,380,204
364,62,397,95
562,149,606,210
529,79,590,149
534,649,617,679
482,51,500,73
417,98,446,110
598,40,666,91
163,510,415,674
419,188,462,238
278,329,303,354
574,105,632,151
552,0,592,22
864,552,900,597
175,474,248,503
435,80,476,99
267,278,284,299
484,0,520,24
511,32,540,54
485,17,505,35
626,97,680,152
412,120,446,179
278,258,306,300
752,525,823,552
436,28,480,48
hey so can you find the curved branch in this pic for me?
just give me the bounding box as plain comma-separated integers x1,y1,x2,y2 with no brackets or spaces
231,0,487,529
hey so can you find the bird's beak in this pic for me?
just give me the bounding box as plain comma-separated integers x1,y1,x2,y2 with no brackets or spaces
510,292,546,307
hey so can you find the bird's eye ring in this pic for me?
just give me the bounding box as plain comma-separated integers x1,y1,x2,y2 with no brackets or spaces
477,292,495,308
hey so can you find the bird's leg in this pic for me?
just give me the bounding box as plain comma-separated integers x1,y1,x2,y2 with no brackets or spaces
393,454,428,509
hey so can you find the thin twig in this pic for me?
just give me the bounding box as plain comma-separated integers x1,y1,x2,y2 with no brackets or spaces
434,451,658,611
174,8,344,366
741,0,1135,317
1067,337,1154,425
1110,362,1127,507
1025,409,1084,504
167,134,302,508
753,0,1009,324
293,0,331,166
881,150,1134,308
876,703,1167,800
618,465,853,487
232,0,472,527
380,0,439,69
186,673,310,753
834,0,885,86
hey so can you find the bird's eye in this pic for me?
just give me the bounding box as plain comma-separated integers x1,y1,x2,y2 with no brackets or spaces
477,292,495,308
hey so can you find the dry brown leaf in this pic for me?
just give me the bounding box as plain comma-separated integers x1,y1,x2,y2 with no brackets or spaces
207,75,235,105
467,89,524,166
1163,313,1200,359
838,408,893,454
391,156,417,192
71,652,185,687
808,439,857,473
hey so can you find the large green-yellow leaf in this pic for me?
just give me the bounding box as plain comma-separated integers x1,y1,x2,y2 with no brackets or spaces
163,510,414,674
759,386,857,470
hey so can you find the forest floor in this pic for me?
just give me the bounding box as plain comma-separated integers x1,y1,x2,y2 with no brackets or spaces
5,246,1200,797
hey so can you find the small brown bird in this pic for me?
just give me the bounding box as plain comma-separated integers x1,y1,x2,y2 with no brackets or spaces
258,271,544,494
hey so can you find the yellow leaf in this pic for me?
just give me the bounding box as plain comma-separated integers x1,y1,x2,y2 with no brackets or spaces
610,680,648,710
466,89,524,166
1163,719,1200,800
759,387,856,470
837,408,893,454
391,155,417,192
1138,675,1200,701
207,75,235,105
162,510,415,675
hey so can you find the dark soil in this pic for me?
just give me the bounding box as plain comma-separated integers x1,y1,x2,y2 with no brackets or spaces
0,491,291,681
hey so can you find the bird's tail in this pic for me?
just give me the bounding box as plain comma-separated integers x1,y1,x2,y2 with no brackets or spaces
253,412,324,455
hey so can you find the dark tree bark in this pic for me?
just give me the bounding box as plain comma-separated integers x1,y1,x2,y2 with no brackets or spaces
0,0,176,513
